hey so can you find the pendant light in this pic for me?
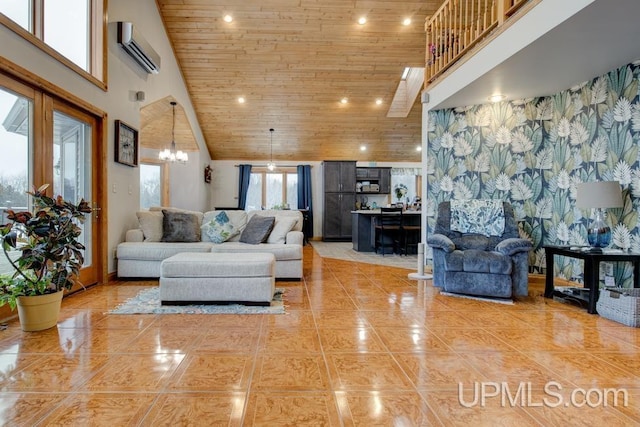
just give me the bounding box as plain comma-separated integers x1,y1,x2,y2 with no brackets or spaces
159,101,188,163
267,128,275,171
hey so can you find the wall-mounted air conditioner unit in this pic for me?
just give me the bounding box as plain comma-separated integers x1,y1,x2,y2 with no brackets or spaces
117,21,161,74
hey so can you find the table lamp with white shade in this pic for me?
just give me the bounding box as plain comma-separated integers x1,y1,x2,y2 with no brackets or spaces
576,181,623,248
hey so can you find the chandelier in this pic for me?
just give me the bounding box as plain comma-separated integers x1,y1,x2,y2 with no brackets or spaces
159,101,188,163
267,128,275,171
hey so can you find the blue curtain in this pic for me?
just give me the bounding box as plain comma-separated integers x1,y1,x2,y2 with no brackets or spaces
297,165,313,238
238,164,252,209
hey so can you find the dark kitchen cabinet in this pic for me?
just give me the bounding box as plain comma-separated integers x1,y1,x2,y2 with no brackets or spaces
323,161,356,241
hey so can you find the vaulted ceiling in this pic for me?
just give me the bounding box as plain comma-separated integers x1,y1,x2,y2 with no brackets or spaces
155,1,445,163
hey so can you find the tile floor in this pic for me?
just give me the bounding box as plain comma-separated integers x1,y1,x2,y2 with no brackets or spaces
0,245,639,425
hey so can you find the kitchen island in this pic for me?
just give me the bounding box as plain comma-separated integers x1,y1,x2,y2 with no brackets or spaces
351,209,421,252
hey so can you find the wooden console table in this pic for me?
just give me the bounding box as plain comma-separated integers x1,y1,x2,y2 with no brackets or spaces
543,245,640,314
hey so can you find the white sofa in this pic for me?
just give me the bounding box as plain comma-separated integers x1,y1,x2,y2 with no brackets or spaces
116,209,304,280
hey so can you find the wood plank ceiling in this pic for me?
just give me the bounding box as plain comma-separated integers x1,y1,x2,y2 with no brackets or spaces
156,0,444,163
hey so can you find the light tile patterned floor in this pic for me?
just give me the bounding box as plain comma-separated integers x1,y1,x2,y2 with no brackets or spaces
0,245,638,425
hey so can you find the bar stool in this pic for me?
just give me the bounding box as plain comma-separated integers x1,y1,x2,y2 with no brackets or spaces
374,207,403,255
401,216,421,256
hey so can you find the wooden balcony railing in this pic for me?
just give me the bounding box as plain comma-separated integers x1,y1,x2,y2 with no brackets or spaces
425,0,531,85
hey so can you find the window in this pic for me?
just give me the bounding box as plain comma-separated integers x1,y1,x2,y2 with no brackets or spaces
0,1,29,30
140,160,168,210
44,0,89,71
0,0,106,88
0,86,31,256
391,171,422,204
246,169,298,210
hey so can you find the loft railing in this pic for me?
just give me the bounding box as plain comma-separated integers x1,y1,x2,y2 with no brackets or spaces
425,0,531,85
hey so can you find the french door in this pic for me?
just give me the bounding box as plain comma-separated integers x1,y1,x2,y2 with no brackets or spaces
0,73,102,288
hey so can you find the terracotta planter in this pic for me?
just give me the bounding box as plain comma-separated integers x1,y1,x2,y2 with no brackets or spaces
16,290,63,332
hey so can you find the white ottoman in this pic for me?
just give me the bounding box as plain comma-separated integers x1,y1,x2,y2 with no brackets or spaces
159,252,275,305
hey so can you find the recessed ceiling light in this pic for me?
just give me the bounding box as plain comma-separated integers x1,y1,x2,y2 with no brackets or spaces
358,17,367,25
416,146,422,152
489,94,506,103
341,97,348,104
375,98,383,105
238,97,245,104
360,145,367,151
223,14,233,23
402,18,411,26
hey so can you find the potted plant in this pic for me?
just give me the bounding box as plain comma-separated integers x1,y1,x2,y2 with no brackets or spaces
394,183,408,205
0,184,91,331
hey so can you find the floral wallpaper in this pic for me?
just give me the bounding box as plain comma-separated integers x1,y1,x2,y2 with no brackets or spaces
427,60,640,287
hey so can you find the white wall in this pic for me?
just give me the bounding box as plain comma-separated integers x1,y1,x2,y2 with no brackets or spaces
0,0,211,274
211,160,420,238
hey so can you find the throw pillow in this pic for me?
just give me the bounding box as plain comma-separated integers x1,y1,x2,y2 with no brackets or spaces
150,206,204,225
203,210,248,242
136,211,163,242
450,199,505,237
161,210,201,242
239,215,275,244
201,211,239,243
266,217,297,244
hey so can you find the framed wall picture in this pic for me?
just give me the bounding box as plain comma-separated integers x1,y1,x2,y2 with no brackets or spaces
115,120,138,167
204,165,212,183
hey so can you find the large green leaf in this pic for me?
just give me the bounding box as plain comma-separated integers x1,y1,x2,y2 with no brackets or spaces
553,92,574,119
552,190,573,222
552,143,572,171
528,175,543,200
608,65,632,98
585,111,597,142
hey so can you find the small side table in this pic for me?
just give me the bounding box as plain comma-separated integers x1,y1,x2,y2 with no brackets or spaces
543,245,640,314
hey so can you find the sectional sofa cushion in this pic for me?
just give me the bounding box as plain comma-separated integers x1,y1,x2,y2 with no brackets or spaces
117,241,214,261
210,241,301,261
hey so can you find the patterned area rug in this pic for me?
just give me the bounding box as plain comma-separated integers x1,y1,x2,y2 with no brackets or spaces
108,287,285,315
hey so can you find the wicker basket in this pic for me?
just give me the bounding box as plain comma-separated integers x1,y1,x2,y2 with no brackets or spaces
596,288,640,327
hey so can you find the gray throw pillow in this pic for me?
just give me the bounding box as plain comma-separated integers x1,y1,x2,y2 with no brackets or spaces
161,210,201,242
239,215,275,244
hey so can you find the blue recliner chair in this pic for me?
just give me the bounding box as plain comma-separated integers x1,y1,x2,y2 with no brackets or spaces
427,200,532,298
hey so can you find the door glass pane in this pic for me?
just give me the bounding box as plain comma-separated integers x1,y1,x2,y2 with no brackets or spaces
246,173,262,211
52,111,92,266
140,164,161,209
286,173,298,209
266,173,283,209
0,87,32,274
0,1,31,31
44,0,89,70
